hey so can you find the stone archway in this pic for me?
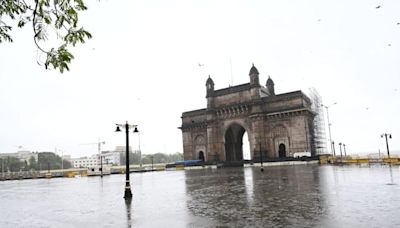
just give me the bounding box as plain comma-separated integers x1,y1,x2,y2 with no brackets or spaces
198,151,205,161
194,135,206,161
272,125,290,158
278,144,286,158
224,123,247,162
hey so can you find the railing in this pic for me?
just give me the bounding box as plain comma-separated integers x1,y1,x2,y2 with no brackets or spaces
320,155,400,165
0,169,88,181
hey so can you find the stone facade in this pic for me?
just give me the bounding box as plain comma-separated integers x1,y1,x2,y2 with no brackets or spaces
180,65,315,162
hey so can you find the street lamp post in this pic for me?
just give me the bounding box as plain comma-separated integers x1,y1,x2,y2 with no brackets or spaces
115,121,139,199
338,142,343,161
381,133,392,158
332,141,336,161
343,144,347,157
322,102,337,156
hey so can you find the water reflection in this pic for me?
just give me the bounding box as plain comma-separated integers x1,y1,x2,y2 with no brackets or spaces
0,165,399,227
318,165,400,228
184,166,325,227
125,198,132,228
388,165,395,185
244,167,254,206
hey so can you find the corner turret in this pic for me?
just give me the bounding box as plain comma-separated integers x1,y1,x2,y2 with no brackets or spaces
206,75,214,97
266,76,275,96
249,64,260,87
206,75,215,108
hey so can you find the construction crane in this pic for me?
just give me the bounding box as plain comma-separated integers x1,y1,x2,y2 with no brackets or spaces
79,139,106,177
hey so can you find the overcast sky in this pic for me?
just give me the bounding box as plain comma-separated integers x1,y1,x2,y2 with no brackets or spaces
0,0,399,158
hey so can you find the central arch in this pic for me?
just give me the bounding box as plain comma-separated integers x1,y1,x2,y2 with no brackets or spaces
224,123,248,162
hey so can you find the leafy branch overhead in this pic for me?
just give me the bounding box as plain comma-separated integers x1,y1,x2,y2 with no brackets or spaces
0,0,92,73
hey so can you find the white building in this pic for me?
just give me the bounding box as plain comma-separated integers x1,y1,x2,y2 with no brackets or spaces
71,155,100,168
101,151,121,165
71,146,134,168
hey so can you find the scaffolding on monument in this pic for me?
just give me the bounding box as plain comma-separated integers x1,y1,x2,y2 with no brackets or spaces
309,88,328,155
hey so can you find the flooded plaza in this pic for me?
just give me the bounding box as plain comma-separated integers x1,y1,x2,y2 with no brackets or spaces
0,164,400,227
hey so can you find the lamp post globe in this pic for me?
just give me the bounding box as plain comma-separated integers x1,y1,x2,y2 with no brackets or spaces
381,133,392,159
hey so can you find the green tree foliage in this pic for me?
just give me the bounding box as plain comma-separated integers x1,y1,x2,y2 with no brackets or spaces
0,152,72,172
0,156,24,172
0,0,91,72
37,152,72,170
28,156,38,170
167,152,184,163
142,152,183,164
119,151,141,165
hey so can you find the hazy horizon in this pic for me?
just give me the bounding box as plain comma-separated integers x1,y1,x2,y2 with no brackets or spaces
1,0,399,157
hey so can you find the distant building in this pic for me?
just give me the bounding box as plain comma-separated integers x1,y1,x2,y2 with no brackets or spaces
115,146,132,152
0,150,38,165
101,151,121,165
62,155,72,162
70,146,133,168
71,155,100,168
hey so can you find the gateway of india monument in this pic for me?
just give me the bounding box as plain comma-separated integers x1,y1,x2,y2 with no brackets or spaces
180,64,317,163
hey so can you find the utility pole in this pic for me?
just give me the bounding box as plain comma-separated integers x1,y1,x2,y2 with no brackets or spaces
260,140,264,172
55,147,63,170
138,132,142,168
332,141,336,160
97,139,105,178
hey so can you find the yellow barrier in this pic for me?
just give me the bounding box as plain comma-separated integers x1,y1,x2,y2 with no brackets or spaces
383,158,400,164
81,171,88,177
345,159,358,164
176,165,185,170
66,172,76,178
319,155,328,164
321,157,400,165
357,159,370,163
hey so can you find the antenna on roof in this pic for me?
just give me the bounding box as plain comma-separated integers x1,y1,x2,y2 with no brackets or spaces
230,58,233,86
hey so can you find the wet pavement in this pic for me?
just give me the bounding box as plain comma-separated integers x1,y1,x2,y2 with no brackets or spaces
0,164,399,227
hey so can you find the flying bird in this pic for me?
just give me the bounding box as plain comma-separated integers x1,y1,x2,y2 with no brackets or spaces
198,63,204,67
376,5,381,9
